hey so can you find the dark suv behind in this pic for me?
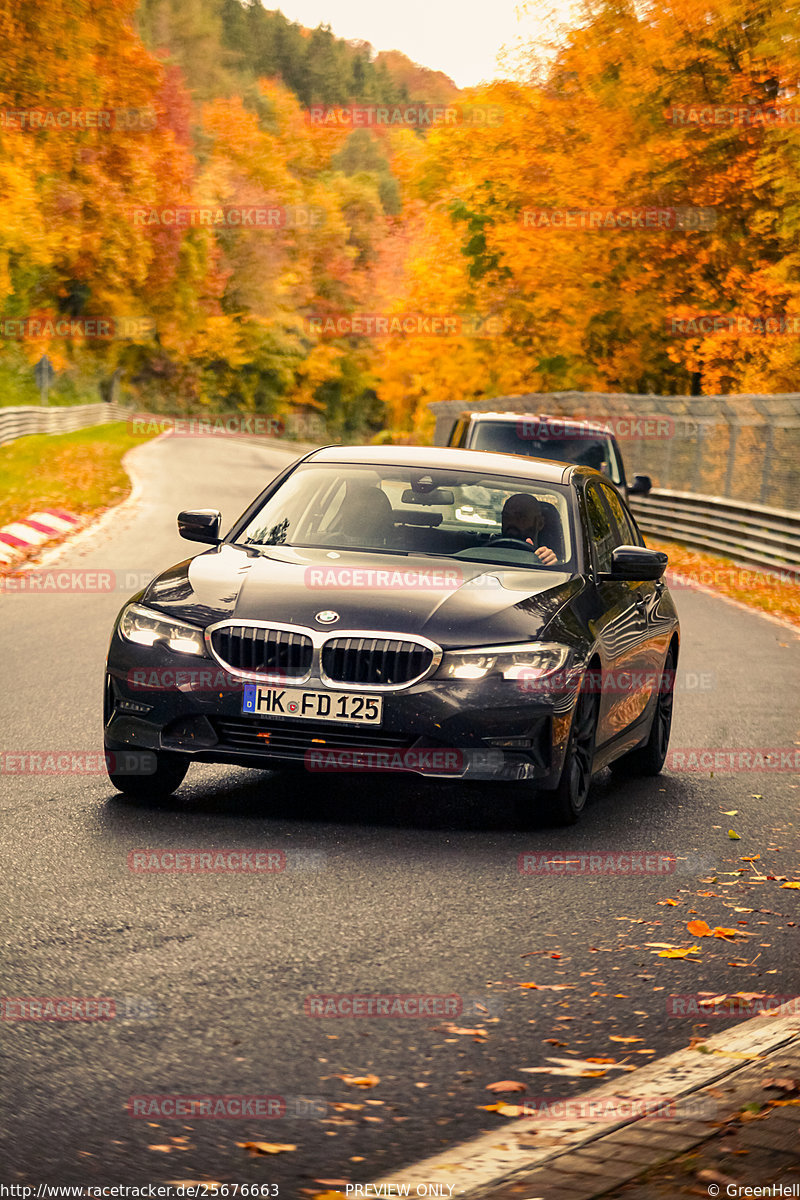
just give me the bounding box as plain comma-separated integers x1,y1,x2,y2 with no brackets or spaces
445,411,652,496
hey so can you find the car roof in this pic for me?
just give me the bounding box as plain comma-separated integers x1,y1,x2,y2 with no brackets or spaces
305,443,575,484
458,410,611,434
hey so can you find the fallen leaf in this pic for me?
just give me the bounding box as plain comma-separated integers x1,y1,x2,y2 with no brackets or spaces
657,898,680,905
658,946,701,958
713,927,742,939
441,1025,487,1036
728,830,741,840
148,1145,174,1153
720,810,738,816
687,920,712,937
697,1168,739,1187
516,982,574,991
486,1081,526,1093
609,1036,644,1043
238,1143,297,1155
699,992,766,1009
520,1056,635,1077
781,882,800,890
337,1075,380,1089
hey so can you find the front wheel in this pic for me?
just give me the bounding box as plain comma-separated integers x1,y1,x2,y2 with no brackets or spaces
535,682,599,826
609,647,676,777
105,741,188,801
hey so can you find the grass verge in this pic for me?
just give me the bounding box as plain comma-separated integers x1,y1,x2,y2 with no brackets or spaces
0,422,159,530
649,536,800,629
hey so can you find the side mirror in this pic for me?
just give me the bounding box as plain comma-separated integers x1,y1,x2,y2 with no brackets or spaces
628,474,652,496
600,545,667,582
178,509,221,544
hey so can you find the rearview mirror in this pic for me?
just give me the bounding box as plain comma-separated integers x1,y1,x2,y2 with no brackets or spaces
178,509,221,544
628,474,652,495
400,488,455,506
600,545,667,582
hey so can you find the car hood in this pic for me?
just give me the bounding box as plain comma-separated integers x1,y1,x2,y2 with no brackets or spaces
142,543,582,649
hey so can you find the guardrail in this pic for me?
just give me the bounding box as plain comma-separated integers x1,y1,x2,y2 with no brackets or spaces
629,489,800,577
0,403,131,447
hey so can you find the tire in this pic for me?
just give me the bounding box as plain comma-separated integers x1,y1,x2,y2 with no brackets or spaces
105,740,188,800
609,646,676,778
538,680,599,826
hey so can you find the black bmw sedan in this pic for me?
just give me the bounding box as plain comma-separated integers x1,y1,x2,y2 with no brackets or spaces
104,445,679,824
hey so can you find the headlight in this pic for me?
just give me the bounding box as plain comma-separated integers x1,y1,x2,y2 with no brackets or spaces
438,642,572,682
118,603,205,655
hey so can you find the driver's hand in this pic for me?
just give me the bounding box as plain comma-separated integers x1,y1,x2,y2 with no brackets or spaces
531,542,557,565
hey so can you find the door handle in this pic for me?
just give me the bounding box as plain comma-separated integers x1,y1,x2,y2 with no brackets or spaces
634,591,647,615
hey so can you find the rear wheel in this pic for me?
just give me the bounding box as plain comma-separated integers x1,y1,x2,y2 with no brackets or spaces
537,681,599,826
105,740,188,800
610,646,676,777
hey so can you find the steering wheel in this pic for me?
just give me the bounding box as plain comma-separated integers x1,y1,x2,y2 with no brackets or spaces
486,536,540,552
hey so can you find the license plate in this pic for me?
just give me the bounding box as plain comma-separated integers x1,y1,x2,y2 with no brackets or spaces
242,685,383,725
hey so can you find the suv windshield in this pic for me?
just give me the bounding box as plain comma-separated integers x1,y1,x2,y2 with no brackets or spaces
468,419,622,485
235,463,574,569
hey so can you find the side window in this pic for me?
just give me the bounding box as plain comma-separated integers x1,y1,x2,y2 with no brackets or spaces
584,484,619,573
450,419,468,447
600,483,641,546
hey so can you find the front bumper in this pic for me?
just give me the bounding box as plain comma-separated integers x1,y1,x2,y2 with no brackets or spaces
105,637,578,786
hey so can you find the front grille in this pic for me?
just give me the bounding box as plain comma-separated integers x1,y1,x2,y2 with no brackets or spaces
213,716,412,758
210,625,313,677
322,637,434,687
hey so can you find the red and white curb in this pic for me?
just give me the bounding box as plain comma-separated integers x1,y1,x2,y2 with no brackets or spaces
0,509,80,565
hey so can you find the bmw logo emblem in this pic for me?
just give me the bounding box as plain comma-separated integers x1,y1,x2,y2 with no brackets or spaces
315,610,339,624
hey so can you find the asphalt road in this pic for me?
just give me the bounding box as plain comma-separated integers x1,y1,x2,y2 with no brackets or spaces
1,434,798,1191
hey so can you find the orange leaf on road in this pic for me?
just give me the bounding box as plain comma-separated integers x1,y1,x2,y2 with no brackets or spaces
237,1143,297,1155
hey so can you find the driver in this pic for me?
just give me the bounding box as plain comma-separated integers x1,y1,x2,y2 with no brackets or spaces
490,493,558,565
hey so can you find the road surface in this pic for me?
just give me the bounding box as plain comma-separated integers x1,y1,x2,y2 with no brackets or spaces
1,434,798,1190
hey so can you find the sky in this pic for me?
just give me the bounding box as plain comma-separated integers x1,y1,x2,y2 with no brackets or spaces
267,0,570,89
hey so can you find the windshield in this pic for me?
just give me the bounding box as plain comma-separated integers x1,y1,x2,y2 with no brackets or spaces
468,420,622,485
234,463,574,569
